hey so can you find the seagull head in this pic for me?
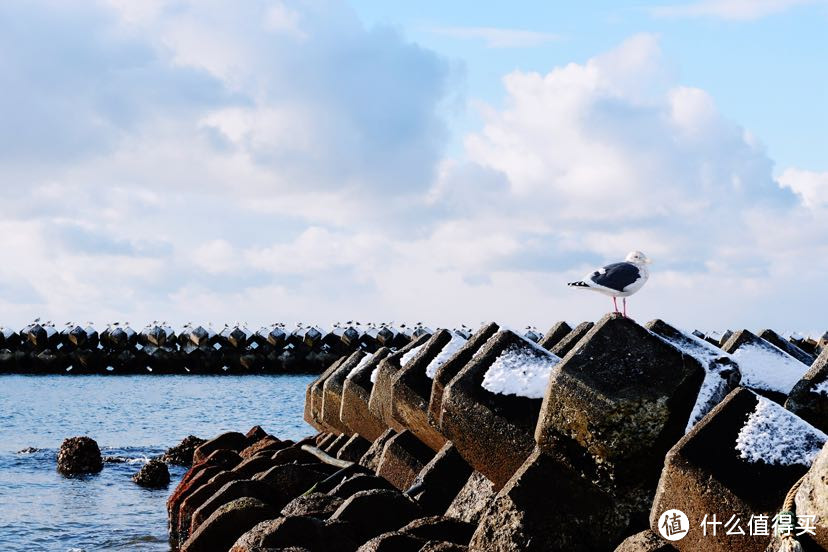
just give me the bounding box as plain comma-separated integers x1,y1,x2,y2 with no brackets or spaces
625,250,651,264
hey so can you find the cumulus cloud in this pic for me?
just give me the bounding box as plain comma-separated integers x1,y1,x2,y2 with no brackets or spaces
778,169,828,209
0,4,824,333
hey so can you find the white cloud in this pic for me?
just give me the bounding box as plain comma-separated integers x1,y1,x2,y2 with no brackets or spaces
652,0,821,20
428,26,561,48
0,4,825,334
778,169,828,208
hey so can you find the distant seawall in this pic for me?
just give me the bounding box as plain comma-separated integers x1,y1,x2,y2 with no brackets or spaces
0,323,431,375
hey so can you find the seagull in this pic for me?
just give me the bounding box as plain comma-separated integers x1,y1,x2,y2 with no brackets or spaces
567,251,652,317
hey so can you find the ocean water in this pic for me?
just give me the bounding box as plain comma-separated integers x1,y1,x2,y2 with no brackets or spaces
0,374,316,552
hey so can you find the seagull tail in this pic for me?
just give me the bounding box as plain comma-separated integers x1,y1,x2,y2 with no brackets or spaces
567,281,590,288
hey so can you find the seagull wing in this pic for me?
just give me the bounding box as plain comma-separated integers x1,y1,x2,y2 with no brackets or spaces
587,262,641,292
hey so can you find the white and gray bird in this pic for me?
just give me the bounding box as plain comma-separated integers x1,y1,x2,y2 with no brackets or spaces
567,251,651,317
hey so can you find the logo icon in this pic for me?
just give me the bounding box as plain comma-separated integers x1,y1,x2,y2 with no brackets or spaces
658,509,689,541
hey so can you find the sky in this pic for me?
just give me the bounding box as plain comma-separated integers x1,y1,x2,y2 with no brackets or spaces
0,0,826,334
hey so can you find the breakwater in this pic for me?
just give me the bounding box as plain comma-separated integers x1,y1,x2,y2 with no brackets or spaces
165,314,828,551
0,322,434,375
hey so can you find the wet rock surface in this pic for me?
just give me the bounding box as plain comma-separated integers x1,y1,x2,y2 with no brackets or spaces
57,436,103,475
132,459,170,488
161,435,206,466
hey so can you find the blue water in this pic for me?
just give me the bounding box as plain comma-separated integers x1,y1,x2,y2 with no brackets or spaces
0,374,316,552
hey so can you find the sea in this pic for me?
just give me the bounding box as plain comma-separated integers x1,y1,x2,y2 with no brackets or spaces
0,374,316,552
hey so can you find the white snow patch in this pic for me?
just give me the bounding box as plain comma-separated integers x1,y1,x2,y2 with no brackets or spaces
731,341,808,394
651,328,736,433
812,379,828,396
425,333,468,379
347,353,374,380
400,343,424,366
735,395,827,466
481,344,560,399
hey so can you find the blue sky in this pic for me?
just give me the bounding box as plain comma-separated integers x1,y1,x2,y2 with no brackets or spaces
0,0,826,333
349,0,827,170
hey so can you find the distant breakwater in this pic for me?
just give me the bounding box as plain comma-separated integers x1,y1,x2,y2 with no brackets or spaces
0,322,436,375
1,320,824,375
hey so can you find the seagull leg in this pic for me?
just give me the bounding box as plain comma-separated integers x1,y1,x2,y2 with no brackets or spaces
623,297,627,318
612,296,618,313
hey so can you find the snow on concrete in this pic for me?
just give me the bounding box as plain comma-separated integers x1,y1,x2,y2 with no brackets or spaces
370,343,424,384
424,333,468,379
481,337,561,399
735,394,827,466
812,379,828,396
400,343,425,366
348,353,374,380
651,328,737,433
731,341,809,395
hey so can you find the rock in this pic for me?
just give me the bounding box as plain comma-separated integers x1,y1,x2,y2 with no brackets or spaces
646,319,741,431
786,347,828,433
253,463,330,505
391,329,458,451
328,473,395,499
192,431,247,464
180,497,278,552
427,323,499,429
549,321,593,357
272,446,320,466
132,459,170,488
240,436,287,459
317,433,338,451
245,425,269,444
399,516,475,545
178,470,239,538
419,542,467,552
369,335,433,432
57,436,103,475
230,516,358,552
281,492,345,519
650,387,823,552
167,449,242,542
478,315,702,550
340,348,392,441
330,489,422,541
376,430,436,491
232,455,278,479
190,478,283,534
614,529,677,551
322,351,365,434
103,455,127,463
168,463,225,543
202,447,242,468
722,329,809,403
537,314,704,488
470,448,621,552
444,471,496,525
758,328,815,366
405,442,472,516
336,434,371,463
306,356,350,433
440,328,558,489
324,434,350,456
162,435,206,466
538,321,572,351
355,531,425,552
359,429,397,472
16,446,38,454
795,440,828,549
